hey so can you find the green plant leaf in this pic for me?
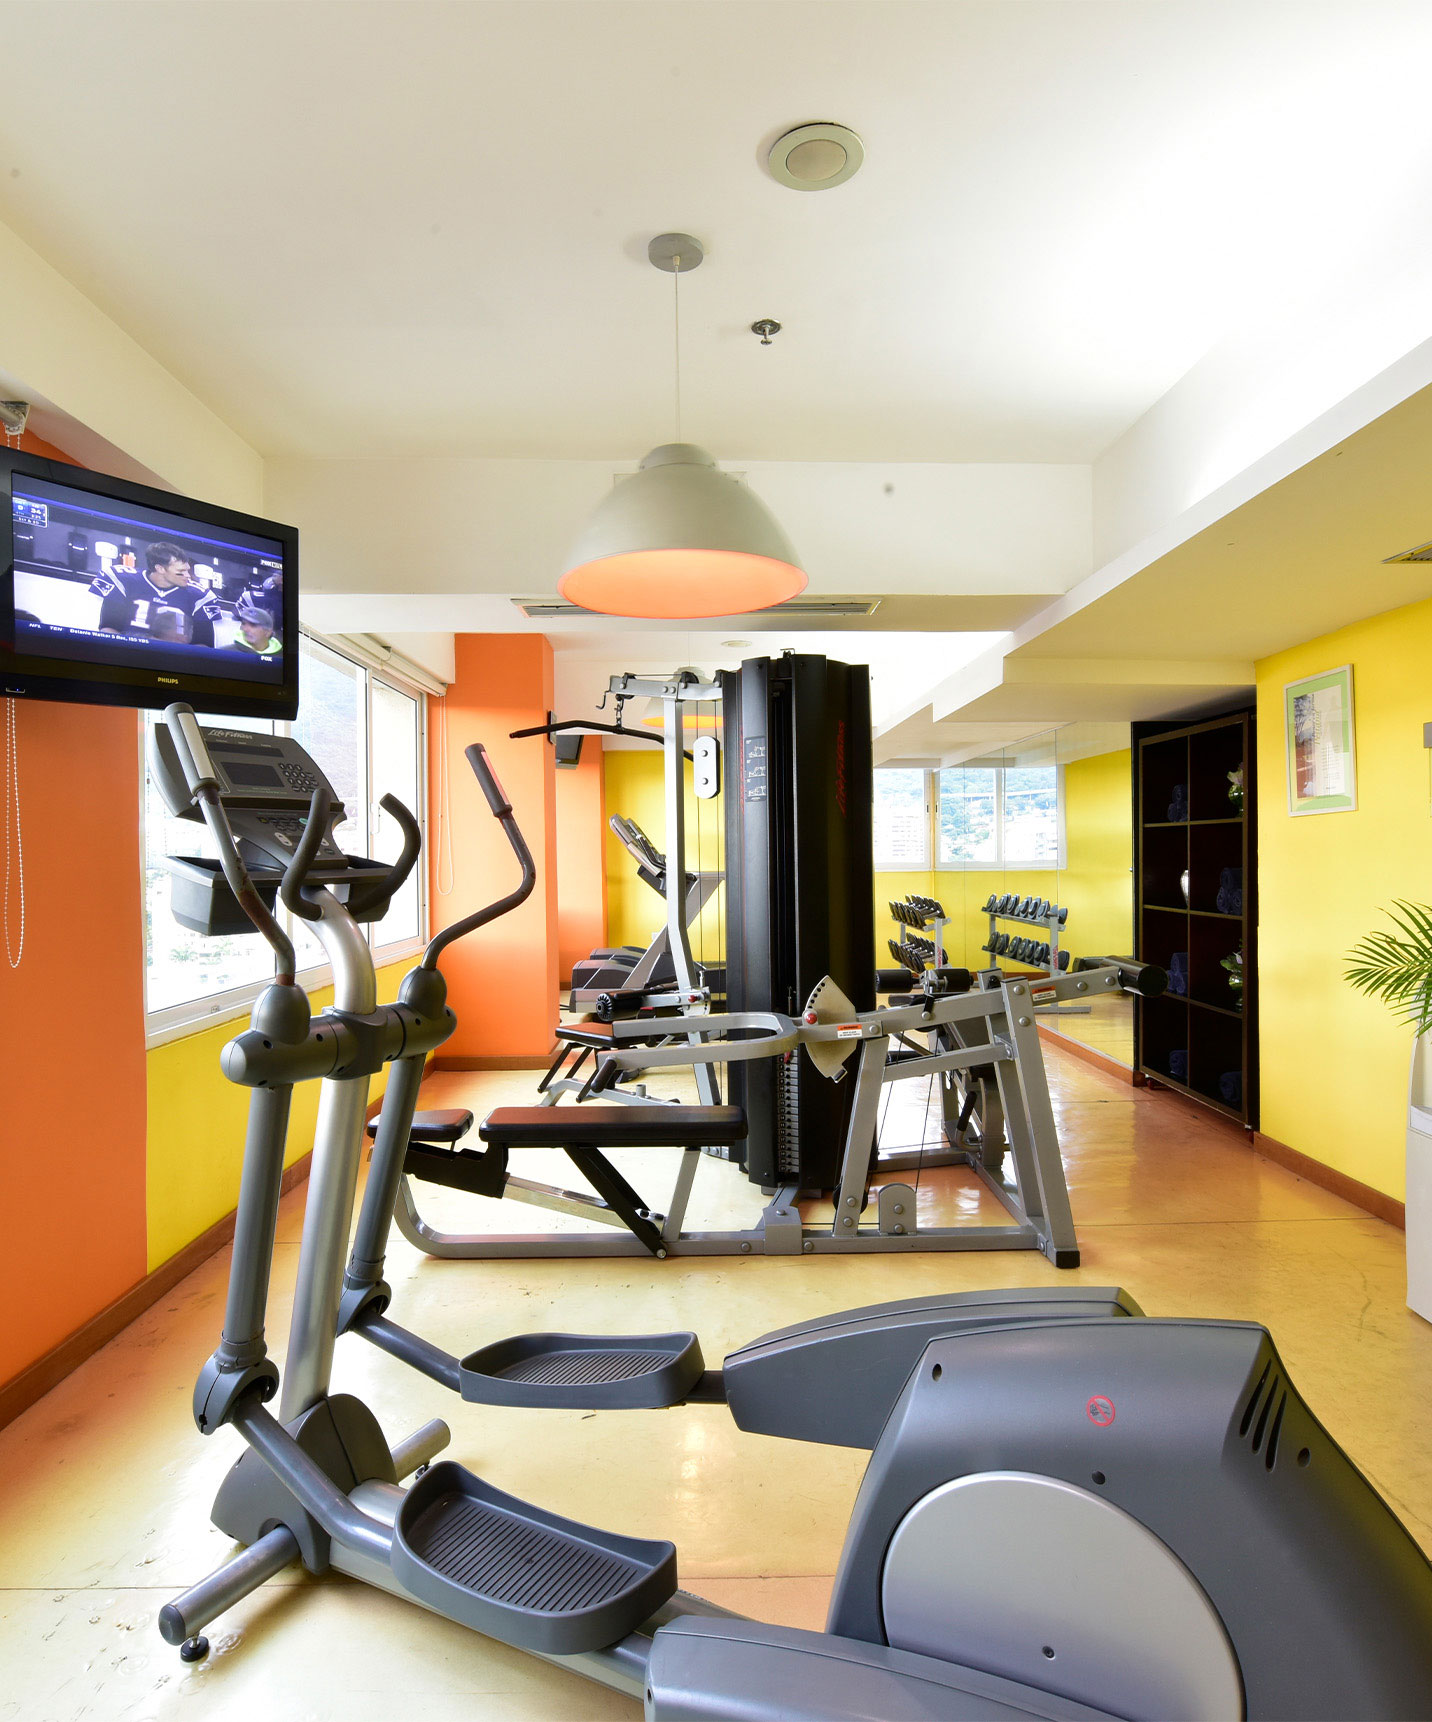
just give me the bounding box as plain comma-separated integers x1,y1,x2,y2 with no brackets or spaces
1345,900,1432,1035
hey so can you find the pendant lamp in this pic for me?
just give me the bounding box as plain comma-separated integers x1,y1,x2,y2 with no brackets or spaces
557,234,807,619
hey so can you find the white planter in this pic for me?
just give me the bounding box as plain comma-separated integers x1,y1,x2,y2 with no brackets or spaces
1407,1033,1432,1323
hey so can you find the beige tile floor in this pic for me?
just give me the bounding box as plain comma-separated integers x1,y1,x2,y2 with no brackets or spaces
2,1045,1429,1720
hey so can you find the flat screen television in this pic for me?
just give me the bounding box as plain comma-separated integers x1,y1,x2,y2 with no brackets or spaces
1,447,299,718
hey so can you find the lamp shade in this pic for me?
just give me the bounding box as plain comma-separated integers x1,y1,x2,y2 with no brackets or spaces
558,443,806,619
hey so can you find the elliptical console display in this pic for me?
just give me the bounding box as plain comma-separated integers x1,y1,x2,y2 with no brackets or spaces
149,722,405,933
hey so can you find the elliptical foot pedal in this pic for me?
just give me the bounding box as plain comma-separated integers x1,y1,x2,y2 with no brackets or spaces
392,1461,676,1653
459,1331,704,1408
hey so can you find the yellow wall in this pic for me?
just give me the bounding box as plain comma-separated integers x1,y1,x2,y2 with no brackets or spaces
1257,595,1432,1201
1060,749,1134,958
605,745,1135,984
145,957,410,1270
602,750,726,971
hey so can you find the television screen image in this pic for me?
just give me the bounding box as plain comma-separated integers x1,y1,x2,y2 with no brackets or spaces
9,473,285,686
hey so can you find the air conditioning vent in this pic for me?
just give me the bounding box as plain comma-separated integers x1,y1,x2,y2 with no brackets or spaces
511,597,881,621
1383,540,1432,563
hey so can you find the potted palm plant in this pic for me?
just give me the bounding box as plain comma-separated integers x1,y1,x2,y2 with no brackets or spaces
1344,901,1432,1322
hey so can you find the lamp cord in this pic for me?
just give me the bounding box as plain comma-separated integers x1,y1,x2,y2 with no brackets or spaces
673,258,682,442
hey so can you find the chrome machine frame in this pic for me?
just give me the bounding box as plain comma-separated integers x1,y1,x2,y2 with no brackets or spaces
391,964,1143,1267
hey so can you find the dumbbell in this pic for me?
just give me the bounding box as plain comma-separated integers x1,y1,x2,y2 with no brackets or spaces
1057,949,1071,971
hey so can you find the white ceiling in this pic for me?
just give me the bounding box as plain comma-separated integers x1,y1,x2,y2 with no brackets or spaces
6,0,1432,464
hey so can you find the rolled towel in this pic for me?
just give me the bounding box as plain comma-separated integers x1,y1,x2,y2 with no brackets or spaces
1219,1071,1242,1107
1168,1049,1189,1082
1167,783,1189,822
1167,951,1189,995
1215,867,1244,916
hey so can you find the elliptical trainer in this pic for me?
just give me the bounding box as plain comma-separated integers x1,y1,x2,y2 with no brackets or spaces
153,706,1432,1721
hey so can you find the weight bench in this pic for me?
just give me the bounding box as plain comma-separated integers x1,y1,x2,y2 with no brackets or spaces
377,1101,747,1258
475,1104,747,1256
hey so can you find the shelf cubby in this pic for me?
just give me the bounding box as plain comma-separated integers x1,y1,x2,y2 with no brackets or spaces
1134,711,1256,1129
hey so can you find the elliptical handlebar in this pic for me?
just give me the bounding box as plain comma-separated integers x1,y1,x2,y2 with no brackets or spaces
161,702,299,985
347,792,422,919
465,742,512,816
420,743,536,971
279,786,333,924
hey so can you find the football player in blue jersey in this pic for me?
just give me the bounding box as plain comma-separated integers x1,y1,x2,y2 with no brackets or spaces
240,567,284,621
92,541,220,646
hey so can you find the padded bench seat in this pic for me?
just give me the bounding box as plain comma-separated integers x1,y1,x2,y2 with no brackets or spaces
479,1105,747,1150
366,1108,473,1145
554,1021,619,1050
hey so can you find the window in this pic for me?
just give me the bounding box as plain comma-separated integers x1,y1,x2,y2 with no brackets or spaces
370,679,422,947
142,713,276,1014
873,768,930,869
143,630,428,1037
874,762,1062,873
938,762,1061,869
936,766,998,867
1000,765,1060,866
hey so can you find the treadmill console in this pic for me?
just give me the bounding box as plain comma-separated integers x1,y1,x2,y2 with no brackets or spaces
148,722,393,933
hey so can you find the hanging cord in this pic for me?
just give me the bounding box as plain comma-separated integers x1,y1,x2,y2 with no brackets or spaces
672,261,683,442
435,696,454,897
3,699,24,968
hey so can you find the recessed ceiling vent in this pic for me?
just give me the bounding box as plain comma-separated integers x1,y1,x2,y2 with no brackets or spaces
512,597,881,621
767,123,864,191
1382,539,1432,563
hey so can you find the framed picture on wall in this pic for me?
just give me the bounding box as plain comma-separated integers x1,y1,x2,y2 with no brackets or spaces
1284,664,1357,815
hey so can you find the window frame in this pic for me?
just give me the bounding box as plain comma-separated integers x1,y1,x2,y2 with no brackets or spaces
142,626,430,1047
873,763,1065,874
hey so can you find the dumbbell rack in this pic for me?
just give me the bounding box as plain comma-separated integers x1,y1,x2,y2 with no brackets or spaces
980,895,1089,1017
887,895,949,979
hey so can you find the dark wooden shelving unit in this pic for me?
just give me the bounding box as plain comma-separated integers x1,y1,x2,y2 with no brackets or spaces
1133,710,1257,1128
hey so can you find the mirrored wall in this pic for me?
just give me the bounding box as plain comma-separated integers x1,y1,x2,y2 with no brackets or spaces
874,722,1135,1065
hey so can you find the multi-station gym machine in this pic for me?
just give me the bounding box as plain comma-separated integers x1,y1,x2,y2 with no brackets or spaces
389,653,1165,1266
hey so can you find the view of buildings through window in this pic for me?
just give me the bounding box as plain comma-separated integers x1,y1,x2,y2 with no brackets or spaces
876,762,1061,870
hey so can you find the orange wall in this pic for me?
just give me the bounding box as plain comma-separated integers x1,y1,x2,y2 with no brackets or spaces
2,428,150,1386
428,635,559,1059
1,701,148,1385
555,741,607,982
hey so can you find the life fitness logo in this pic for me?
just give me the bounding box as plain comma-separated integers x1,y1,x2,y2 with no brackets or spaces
1086,1394,1117,1427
